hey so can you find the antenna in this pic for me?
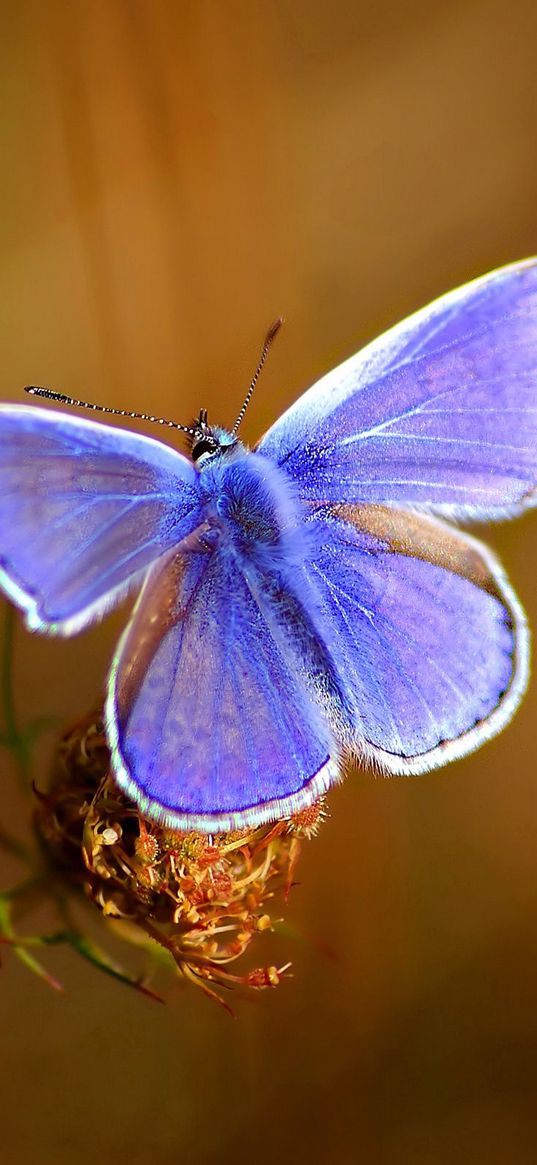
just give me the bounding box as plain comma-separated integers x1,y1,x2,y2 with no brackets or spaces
231,317,283,435
24,387,196,435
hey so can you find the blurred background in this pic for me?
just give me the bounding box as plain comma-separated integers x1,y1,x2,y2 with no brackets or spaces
2,1,537,1162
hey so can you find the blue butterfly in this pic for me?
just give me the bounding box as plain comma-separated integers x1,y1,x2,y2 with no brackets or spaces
1,258,536,833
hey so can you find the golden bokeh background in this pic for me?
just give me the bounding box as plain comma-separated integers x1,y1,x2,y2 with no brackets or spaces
2,2,537,1162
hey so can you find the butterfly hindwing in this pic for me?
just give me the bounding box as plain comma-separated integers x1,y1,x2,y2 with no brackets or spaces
258,258,537,518
0,406,200,633
304,503,527,771
106,534,337,832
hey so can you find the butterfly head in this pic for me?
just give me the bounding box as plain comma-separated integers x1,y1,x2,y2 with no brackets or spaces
189,409,238,466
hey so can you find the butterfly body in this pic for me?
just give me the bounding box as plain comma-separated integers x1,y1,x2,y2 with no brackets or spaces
2,257,537,830
197,441,307,570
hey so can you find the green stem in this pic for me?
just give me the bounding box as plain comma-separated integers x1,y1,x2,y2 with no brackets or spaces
1,604,30,784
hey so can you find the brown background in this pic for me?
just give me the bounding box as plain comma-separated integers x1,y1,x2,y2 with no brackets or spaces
2,2,537,1162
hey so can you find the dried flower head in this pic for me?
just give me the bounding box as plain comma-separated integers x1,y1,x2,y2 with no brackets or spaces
30,709,326,1011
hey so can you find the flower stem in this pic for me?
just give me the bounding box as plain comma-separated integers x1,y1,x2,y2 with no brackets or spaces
1,604,30,785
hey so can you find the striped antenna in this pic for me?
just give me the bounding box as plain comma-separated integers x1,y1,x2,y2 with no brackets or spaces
231,317,283,435
24,387,196,434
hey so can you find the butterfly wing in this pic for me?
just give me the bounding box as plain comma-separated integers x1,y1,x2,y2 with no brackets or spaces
257,258,537,518
304,503,526,771
106,536,337,832
0,406,200,633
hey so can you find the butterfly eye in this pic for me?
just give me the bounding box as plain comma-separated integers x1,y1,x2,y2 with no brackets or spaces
187,408,218,462
191,433,219,462
190,411,239,464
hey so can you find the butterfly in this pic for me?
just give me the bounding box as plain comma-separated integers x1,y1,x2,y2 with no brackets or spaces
1,258,536,833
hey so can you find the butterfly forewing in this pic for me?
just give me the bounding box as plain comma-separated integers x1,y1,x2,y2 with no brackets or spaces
0,406,200,632
258,258,537,519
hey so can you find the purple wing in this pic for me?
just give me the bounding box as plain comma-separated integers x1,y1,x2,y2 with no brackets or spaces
303,504,527,770
257,258,537,517
0,406,200,632
106,537,337,832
